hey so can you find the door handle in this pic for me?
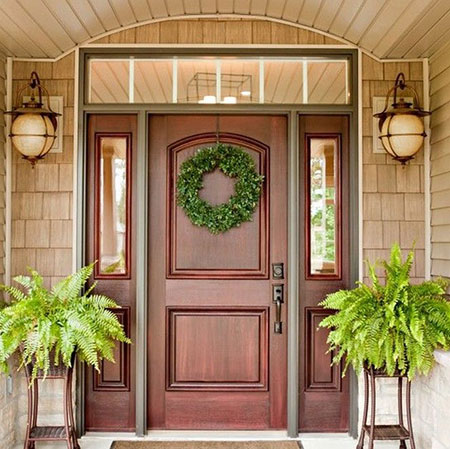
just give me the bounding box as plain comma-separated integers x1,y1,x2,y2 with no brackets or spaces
273,284,284,334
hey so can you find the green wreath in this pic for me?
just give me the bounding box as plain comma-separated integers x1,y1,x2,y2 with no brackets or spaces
176,144,264,234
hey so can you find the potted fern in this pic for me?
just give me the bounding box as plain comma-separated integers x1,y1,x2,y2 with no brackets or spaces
0,262,130,380
319,243,450,379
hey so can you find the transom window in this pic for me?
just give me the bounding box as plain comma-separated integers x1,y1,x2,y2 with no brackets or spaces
87,55,350,105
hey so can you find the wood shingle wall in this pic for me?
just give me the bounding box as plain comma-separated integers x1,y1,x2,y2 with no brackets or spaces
11,54,74,449
0,52,16,449
11,55,74,287
361,54,425,282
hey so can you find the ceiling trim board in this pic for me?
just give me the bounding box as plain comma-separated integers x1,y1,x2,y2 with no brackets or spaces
6,14,432,63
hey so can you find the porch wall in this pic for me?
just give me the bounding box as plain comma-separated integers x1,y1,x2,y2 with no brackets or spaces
360,54,426,437
413,42,450,449
430,43,450,281
0,53,15,449
8,18,426,447
9,54,75,449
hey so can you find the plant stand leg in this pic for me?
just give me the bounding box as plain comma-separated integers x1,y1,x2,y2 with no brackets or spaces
368,370,376,449
398,377,407,449
357,370,369,449
67,368,80,449
406,380,416,449
23,378,33,449
24,376,38,449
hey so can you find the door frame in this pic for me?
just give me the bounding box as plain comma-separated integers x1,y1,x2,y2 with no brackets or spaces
75,46,360,439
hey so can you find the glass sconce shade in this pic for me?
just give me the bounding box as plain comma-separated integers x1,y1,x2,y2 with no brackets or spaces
11,113,56,159
380,114,425,160
374,72,430,164
6,71,60,166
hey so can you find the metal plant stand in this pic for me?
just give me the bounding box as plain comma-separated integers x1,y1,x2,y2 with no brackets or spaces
357,366,416,449
23,354,79,449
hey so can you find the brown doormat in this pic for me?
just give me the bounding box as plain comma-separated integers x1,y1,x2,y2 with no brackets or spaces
111,442,302,449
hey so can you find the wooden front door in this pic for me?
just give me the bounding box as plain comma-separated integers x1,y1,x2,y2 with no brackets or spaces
147,115,288,430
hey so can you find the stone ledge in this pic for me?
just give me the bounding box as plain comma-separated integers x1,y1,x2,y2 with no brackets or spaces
434,350,450,368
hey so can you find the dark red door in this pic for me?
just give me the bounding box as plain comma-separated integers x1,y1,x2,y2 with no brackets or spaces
147,115,288,429
85,114,137,431
299,115,350,432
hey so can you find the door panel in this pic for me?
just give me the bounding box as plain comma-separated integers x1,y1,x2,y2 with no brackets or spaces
148,115,287,430
299,115,350,432
167,133,268,278
166,307,268,390
85,114,137,431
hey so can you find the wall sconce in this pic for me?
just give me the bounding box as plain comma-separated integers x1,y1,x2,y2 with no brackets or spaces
374,72,430,164
6,71,61,167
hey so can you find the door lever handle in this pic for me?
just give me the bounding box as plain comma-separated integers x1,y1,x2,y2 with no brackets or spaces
273,285,284,334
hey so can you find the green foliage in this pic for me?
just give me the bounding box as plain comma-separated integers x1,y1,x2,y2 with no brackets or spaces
319,243,450,379
176,144,264,234
0,263,131,381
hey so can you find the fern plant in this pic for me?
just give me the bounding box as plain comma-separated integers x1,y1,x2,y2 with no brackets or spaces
0,263,131,381
319,243,450,380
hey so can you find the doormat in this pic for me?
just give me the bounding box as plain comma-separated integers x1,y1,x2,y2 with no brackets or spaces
111,441,302,449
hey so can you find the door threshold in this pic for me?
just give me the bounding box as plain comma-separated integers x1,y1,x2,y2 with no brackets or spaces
83,430,292,441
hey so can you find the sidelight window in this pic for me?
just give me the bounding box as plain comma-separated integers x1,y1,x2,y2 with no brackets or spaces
95,134,131,278
87,55,350,105
306,135,341,279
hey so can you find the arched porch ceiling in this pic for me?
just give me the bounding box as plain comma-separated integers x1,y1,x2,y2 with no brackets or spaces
1,0,450,60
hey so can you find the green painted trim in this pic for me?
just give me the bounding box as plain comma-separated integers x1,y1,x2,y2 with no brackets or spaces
348,48,361,438
75,50,87,435
135,111,149,436
76,47,359,438
287,111,299,437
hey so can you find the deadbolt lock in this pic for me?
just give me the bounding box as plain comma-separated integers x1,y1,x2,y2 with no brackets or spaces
272,263,284,280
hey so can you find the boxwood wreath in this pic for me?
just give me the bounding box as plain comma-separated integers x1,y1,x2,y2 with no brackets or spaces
176,144,264,234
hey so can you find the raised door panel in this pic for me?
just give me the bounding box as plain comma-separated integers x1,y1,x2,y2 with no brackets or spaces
94,308,130,391
305,308,340,391
167,307,268,390
168,133,269,279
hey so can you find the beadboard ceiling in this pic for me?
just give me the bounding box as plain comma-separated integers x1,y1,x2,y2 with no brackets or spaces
1,0,450,59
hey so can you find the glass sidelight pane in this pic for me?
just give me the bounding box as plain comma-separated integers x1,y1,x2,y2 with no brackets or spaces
307,136,341,278
96,135,130,277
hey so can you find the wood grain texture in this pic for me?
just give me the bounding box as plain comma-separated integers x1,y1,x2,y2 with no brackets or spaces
167,132,269,279
298,115,350,432
94,308,130,391
85,114,137,431
305,308,341,392
167,307,268,391
148,114,288,430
